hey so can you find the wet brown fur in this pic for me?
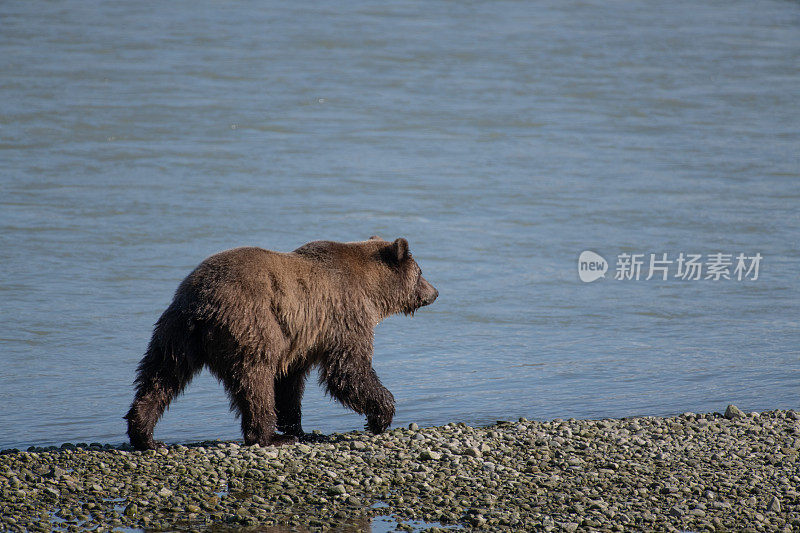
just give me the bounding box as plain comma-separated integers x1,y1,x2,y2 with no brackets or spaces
124,237,438,450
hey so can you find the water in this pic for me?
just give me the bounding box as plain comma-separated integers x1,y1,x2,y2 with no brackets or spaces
1,0,798,450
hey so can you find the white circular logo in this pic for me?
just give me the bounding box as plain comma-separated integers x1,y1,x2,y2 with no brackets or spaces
578,251,607,283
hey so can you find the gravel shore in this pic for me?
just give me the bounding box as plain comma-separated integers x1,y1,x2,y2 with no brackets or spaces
1,405,798,532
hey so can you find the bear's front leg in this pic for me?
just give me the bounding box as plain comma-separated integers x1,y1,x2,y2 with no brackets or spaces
320,351,395,434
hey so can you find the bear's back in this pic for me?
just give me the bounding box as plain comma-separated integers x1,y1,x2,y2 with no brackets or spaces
180,247,321,306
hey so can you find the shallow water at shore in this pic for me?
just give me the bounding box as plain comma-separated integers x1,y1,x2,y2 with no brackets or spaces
1,0,799,450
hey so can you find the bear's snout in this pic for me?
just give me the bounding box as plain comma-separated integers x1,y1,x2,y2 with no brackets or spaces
418,277,438,307
426,288,439,305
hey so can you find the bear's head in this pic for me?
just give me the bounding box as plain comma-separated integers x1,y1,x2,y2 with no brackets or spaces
370,236,438,317
294,236,438,320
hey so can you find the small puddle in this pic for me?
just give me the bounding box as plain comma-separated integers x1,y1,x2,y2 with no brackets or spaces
105,496,127,514
49,498,139,533
368,499,461,532
371,514,462,532
92,489,461,532
49,506,458,533
214,515,460,532
48,511,67,530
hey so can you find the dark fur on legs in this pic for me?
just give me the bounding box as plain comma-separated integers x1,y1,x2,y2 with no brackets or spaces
276,367,331,442
319,345,395,434
218,362,297,447
124,312,202,450
275,365,310,437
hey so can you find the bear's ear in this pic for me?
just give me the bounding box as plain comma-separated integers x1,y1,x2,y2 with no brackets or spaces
392,238,410,262
369,235,382,241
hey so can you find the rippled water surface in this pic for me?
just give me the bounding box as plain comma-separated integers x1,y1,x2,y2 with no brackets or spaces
1,0,798,449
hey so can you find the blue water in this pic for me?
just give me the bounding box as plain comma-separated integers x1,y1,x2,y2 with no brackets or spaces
1,0,798,450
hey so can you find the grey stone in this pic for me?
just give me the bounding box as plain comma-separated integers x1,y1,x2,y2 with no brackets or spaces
327,484,347,496
463,447,482,458
669,506,684,518
767,496,781,513
418,450,441,461
725,404,746,419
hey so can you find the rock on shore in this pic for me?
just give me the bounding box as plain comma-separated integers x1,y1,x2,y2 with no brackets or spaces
1,406,798,532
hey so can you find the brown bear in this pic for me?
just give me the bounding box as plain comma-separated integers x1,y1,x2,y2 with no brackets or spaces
124,236,438,450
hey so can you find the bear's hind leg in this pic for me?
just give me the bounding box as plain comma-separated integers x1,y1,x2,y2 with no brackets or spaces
125,338,201,450
275,366,327,442
275,366,309,437
222,363,297,447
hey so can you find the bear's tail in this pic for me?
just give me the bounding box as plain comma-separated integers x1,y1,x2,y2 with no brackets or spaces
124,307,203,450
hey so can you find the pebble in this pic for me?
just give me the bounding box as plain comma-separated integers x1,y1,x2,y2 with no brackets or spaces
768,496,782,513
419,450,441,461
1,407,798,531
464,447,481,458
328,484,347,496
725,404,746,419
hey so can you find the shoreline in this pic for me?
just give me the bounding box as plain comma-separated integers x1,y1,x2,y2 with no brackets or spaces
1,406,798,532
